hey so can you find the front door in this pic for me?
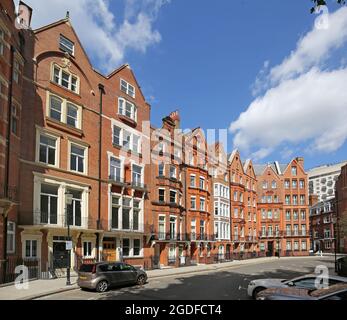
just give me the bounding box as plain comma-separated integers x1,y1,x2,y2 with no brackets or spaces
53,242,69,269
103,240,117,262
268,241,274,256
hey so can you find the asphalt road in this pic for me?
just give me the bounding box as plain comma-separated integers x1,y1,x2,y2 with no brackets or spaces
37,256,336,300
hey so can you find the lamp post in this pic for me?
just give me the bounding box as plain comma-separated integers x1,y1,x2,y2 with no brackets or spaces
65,192,73,286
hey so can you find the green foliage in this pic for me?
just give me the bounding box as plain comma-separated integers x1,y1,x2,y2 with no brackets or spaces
311,0,346,13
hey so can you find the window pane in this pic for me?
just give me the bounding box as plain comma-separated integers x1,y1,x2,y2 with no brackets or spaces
61,71,70,88
122,208,130,229
67,104,78,127
112,207,119,229
50,96,62,121
133,239,140,256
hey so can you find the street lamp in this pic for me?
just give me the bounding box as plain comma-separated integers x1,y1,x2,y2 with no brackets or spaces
65,192,73,286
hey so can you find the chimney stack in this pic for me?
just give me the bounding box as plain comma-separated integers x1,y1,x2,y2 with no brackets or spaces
169,110,180,129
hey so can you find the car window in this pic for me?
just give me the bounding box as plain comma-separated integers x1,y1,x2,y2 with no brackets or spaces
112,264,122,271
98,264,113,272
79,264,95,272
121,264,134,271
329,279,342,286
292,278,316,289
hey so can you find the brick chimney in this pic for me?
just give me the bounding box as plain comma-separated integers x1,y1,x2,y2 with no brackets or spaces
169,110,180,129
296,157,304,168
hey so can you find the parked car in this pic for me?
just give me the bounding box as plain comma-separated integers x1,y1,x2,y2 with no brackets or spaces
247,274,347,299
337,256,347,277
77,262,148,292
256,282,347,300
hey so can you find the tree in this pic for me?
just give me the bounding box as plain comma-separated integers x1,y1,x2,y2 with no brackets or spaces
311,0,346,13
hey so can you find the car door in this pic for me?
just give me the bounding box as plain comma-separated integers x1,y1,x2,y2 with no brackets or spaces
109,263,127,286
120,263,138,283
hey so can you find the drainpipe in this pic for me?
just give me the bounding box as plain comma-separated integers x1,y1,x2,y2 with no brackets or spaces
96,83,105,262
2,45,15,281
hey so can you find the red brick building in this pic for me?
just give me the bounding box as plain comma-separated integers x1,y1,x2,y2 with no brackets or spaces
149,111,187,268
0,0,32,280
228,150,258,257
17,14,152,274
309,198,336,253
254,158,310,256
184,128,215,264
336,164,347,253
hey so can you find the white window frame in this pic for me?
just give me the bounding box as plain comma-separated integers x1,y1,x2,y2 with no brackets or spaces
83,241,93,258
120,79,135,98
118,97,137,122
7,221,15,254
190,196,196,210
169,189,177,204
200,197,206,211
59,34,75,55
158,188,165,202
158,215,166,240
35,127,60,168
52,63,79,93
46,92,82,129
68,140,88,175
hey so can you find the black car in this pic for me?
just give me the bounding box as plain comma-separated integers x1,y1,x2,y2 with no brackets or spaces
77,262,148,292
337,256,347,277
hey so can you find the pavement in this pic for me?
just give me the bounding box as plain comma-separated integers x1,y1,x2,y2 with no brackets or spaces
0,255,339,300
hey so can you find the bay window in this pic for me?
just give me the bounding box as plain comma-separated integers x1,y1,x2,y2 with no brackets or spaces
39,133,57,165
132,164,143,187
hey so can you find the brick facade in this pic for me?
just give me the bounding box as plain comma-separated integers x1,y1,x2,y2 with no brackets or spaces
336,164,347,253
1,1,312,280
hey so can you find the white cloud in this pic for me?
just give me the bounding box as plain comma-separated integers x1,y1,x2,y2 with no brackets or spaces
230,67,347,158
269,6,347,84
25,0,169,73
230,7,347,161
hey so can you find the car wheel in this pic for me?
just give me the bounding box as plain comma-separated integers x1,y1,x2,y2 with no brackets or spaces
253,287,266,300
137,275,146,285
96,280,109,293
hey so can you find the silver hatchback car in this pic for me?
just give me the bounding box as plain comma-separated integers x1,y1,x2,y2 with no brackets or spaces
77,262,148,292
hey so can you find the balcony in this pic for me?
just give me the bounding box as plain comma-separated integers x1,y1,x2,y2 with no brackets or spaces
103,220,153,233
108,175,127,187
190,232,215,241
33,212,93,229
0,184,18,206
156,232,189,241
129,180,147,191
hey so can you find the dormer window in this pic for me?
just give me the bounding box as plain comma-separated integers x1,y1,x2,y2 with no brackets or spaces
59,35,74,55
52,64,79,93
118,98,137,121
120,79,135,98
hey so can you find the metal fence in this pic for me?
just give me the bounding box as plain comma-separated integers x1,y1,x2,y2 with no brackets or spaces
0,257,41,284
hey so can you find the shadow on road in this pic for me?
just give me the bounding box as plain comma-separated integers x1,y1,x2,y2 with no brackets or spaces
99,259,336,300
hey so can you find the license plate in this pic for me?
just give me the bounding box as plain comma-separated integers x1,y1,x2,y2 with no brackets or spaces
79,276,87,280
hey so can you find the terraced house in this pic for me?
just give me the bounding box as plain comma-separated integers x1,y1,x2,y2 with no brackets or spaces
228,150,258,257
17,13,152,275
255,158,310,257
1,1,313,282
0,0,31,282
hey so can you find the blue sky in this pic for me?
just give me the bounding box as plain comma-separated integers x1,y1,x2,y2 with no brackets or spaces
25,0,347,170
